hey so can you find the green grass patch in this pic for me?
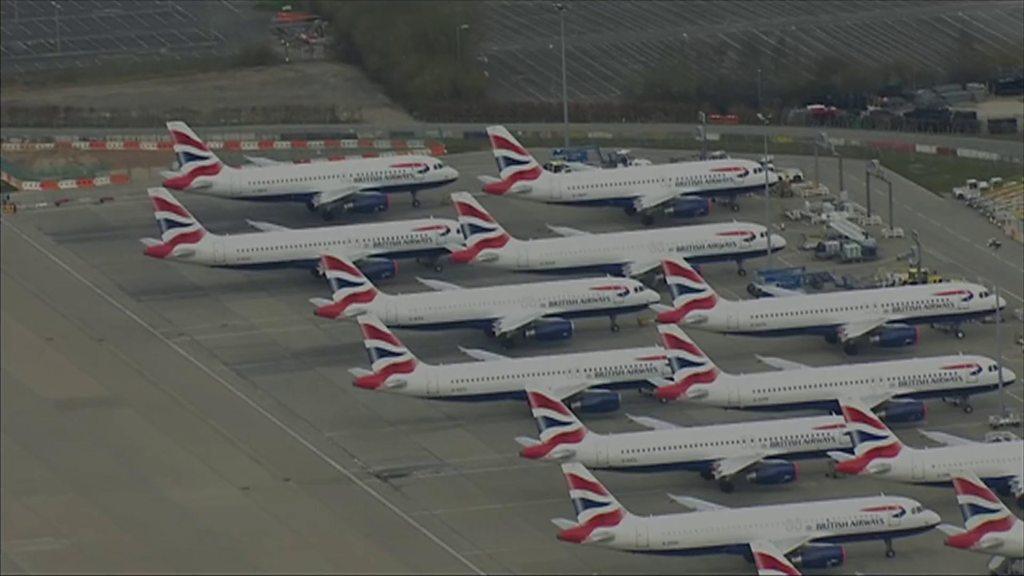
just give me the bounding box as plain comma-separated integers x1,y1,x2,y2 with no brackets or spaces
876,152,1022,196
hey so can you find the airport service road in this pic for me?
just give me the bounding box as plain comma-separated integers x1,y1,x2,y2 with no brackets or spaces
2,150,1021,575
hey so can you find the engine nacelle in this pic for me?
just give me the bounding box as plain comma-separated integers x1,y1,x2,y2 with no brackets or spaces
877,399,926,424
869,324,918,348
524,319,574,342
569,389,621,414
664,196,711,219
790,545,845,570
745,460,798,485
357,258,397,282
342,192,389,214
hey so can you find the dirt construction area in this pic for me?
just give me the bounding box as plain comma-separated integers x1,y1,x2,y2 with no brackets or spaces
0,62,413,126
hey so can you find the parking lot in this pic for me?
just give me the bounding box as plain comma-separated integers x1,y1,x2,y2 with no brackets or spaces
2,147,1022,574
0,0,265,76
480,0,1024,102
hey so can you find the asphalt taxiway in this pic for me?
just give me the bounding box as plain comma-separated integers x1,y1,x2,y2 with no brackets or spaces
2,148,1022,574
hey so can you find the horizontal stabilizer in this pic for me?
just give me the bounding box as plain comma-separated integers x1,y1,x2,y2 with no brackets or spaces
348,368,373,378
551,518,577,531
546,224,590,237
667,494,727,511
417,277,463,291
626,414,678,430
309,297,333,307
827,450,855,463
515,436,541,448
477,175,500,185
246,219,290,232
458,347,509,362
139,237,162,247
755,355,808,371
936,524,966,537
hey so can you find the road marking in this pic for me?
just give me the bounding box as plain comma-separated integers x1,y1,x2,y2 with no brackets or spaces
4,221,486,576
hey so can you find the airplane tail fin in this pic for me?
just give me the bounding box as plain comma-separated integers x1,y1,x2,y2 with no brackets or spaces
945,471,1016,550
312,255,381,319
352,315,419,390
518,389,588,461
448,192,515,264
162,121,226,191
554,463,627,544
832,399,903,476
653,324,720,401
482,125,544,196
655,258,721,324
141,187,209,259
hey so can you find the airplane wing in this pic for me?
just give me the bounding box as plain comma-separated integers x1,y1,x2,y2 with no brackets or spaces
246,219,291,232
712,453,768,479
632,190,679,213
622,259,661,277
546,224,592,237
666,494,728,511
491,310,547,337
625,414,679,430
416,277,463,291
856,392,896,409
750,540,801,576
310,185,363,209
837,318,888,342
755,355,809,371
458,347,510,362
918,430,977,447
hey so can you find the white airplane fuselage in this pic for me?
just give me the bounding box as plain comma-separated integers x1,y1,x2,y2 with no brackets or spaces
871,441,1024,490
587,496,939,555
568,415,850,472
337,277,661,331
506,159,775,207
182,155,459,201
474,224,786,274
363,346,669,399
162,219,460,269
685,282,1003,337
688,355,1015,411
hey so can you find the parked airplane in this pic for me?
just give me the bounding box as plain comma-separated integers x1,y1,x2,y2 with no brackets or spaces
160,121,459,218
479,125,774,222
937,472,1023,574
447,192,784,276
829,399,1023,503
551,462,939,567
479,125,777,224
653,324,1014,420
348,315,669,412
140,188,459,278
310,255,660,342
517,389,850,492
653,257,1005,353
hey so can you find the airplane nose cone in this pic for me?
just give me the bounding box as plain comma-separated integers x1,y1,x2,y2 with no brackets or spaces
921,509,942,528
1001,367,1017,385
996,295,1007,309
769,233,787,250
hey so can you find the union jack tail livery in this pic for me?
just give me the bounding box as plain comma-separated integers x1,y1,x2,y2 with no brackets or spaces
654,324,719,401
312,255,380,319
944,472,1017,551
482,125,544,196
352,315,418,390
140,188,209,259
655,257,720,324
554,463,627,544
750,541,801,576
163,121,226,191
518,390,588,461
448,192,514,264
832,399,903,476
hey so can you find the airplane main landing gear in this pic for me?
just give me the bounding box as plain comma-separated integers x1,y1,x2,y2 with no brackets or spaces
609,316,621,332
718,478,735,493
736,260,747,276
641,214,655,226
843,341,860,355
884,539,895,559
411,192,422,208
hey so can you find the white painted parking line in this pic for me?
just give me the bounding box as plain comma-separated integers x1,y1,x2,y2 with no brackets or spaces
5,221,487,576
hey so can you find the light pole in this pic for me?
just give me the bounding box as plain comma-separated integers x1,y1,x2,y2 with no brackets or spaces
864,161,874,219
814,131,829,189
758,112,774,269
555,2,569,149
697,111,708,160
455,24,469,64
867,160,893,230
52,1,61,54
